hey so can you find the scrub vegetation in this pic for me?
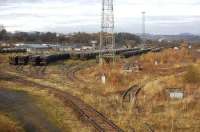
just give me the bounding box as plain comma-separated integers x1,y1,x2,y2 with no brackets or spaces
0,44,200,131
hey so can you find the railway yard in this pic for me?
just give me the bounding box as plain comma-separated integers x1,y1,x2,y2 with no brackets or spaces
1,0,200,131
0,44,200,132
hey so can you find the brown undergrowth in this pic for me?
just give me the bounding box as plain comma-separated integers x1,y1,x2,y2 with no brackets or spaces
0,112,24,132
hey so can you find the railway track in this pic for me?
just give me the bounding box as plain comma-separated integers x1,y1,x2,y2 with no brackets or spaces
1,72,123,132
65,61,92,83
66,65,84,83
65,63,154,131
64,61,106,97
53,90,123,132
67,65,154,132
58,62,124,131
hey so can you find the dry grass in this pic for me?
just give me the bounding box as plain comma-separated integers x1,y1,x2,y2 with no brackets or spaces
0,80,92,132
0,112,24,132
77,61,132,93
137,75,200,131
140,45,193,68
183,65,200,84
100,63,129,92
0,54,9,63
77,45,195,94
33,90,92,131
1,48,200,132
70,48,200,131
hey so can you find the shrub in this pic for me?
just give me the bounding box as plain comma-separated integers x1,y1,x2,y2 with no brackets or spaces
184,65,200,84
140,45,192,65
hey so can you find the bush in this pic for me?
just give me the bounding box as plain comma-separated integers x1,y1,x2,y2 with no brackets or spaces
184,65,200,84
140,45,192,65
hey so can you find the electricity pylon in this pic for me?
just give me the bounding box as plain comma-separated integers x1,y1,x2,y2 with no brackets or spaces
99,0,115,64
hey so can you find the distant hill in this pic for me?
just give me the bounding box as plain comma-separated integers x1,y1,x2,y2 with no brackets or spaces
179,33,195,36
139,33,200,43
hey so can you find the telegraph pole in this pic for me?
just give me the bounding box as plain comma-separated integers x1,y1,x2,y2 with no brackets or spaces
142,11,146,48
100,0,115,64
0,25,5,31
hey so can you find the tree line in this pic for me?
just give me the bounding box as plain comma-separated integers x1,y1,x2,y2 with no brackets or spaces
0,29,141,47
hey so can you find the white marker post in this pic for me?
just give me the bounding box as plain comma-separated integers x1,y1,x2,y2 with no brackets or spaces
101,74,106,84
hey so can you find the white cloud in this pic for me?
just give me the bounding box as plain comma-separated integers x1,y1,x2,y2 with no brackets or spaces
0,0,199,34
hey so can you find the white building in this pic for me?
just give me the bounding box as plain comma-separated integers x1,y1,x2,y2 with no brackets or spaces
82,46,93,50
15,43,25,47
18,44,51,53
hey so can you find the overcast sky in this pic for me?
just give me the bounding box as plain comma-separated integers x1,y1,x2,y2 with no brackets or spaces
0,0,200,34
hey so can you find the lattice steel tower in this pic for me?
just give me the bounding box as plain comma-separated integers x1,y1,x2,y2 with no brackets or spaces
99,0,115,64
